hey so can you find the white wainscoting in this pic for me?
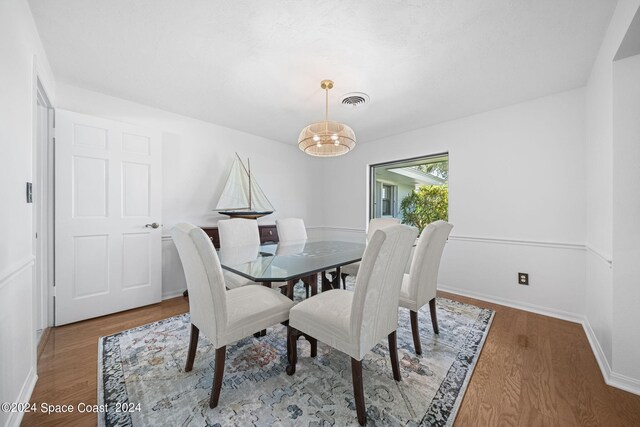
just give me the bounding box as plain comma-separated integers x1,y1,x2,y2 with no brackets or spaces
161,235,187,300
585,245,613,268
0,256,37,427
305,227,588,321
583,306,640,396
582,249,640,396
0,256,35,291
440,234,586,320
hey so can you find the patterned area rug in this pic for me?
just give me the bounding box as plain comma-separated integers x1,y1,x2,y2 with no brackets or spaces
98,285,493,426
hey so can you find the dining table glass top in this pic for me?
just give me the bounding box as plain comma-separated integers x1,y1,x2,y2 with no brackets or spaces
218,240,366,282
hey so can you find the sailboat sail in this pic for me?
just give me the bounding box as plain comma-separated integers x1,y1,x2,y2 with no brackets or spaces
215,154,274,216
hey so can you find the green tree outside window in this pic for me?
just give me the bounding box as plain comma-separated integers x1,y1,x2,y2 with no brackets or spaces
400,185,448,233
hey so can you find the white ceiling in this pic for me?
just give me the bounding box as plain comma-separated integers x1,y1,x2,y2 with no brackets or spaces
29,0,616,145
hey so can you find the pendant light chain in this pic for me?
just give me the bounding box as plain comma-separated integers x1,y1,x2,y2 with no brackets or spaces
325,85,329,135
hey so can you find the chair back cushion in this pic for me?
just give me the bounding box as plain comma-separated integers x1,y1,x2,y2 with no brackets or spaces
275,240,306,256
366,217,401,242
218,218,260,248
171,223,228,346
350,224,418,359
276,218,308,243
407,220,453,307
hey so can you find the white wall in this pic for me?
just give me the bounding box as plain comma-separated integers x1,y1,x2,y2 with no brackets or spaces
321,89,587,318
612,53,640,383
0,1,56,426
584,0,640,394
57,84,325,298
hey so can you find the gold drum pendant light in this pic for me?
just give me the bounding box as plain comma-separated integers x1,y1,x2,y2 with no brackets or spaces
298,79,356,157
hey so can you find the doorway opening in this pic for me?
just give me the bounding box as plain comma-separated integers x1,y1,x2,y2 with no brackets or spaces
34,78,55,340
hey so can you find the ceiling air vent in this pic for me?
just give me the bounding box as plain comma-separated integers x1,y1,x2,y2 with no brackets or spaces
340,92,370,108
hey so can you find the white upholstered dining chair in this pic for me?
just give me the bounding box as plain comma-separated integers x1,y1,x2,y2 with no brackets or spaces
275,218,316,297
217,218,260,289
399,220,453,354
275,218,307,242
170,223,294,408
286,224,418,426
339,217,401,288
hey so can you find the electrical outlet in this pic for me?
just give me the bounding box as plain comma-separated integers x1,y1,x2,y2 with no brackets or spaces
518,272,529,285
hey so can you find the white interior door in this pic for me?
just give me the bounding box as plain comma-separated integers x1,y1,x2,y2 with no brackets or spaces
54,110,162,325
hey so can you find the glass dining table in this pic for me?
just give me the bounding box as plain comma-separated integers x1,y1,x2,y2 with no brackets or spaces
218,240,366,294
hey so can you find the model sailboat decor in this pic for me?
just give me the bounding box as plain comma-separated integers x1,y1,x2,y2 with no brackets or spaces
215,153,275,219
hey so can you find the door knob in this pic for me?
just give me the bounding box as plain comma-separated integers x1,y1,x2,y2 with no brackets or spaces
145,222,160,229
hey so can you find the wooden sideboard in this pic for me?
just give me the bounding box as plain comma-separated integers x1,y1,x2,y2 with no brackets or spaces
201,224,279,249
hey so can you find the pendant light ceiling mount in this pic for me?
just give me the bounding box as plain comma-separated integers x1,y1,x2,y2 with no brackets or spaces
298,79,356,157
320,79,334,90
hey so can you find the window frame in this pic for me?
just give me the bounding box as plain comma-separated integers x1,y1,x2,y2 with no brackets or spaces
368,152,449,222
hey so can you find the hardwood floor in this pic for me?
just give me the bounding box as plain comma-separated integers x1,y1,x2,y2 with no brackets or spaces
23,292,640,426
23,298,187,427
445,292,640,426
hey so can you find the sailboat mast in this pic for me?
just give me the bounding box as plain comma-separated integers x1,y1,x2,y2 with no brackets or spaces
248,157,252,210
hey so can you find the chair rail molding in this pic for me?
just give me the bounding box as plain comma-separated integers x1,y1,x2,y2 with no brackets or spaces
0,255,35,291
306,226,366,234
448,234,585,251
585,245,613,268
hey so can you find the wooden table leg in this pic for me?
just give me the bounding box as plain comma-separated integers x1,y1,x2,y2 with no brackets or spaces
253,281,270,337
287,280,295,299
309,273,318,296
301,273,318,297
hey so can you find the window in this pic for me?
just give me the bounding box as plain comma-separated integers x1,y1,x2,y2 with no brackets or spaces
381,184,396,216
370,153,449,232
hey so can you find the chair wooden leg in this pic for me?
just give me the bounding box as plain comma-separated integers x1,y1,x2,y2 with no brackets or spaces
351,358,366,426
429,298,439,335
185,324,199,372
341,273,348,289
388,331,401,381
410,311,422,355
253,329,267,338
309,336,317,358
209,346,226,408
286,325,298,375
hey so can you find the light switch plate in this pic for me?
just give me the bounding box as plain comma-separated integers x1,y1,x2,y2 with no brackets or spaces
26,182,32,203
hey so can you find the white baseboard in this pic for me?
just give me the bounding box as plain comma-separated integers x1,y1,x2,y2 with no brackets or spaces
162,289,186,300
438,284,584,323
581,317,612,381
608,371,640,396
5,367,38,427
582,319,640,396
